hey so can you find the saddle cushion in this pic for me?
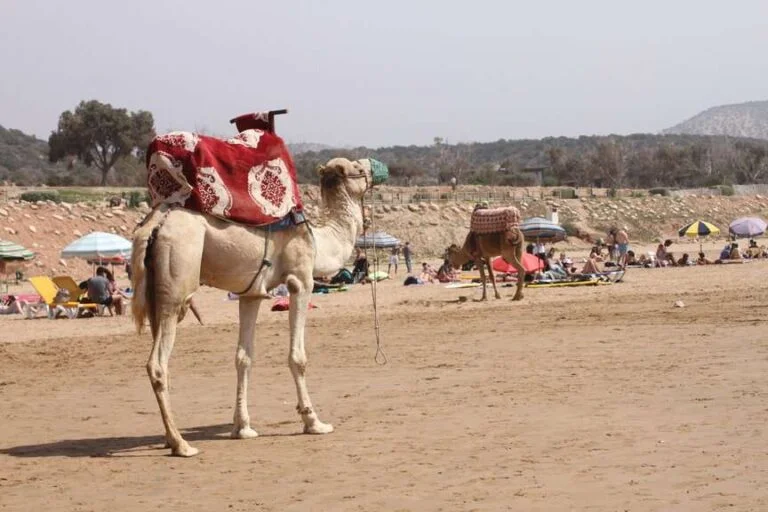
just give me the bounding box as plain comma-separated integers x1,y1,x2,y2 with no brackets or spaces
470,206,521,234
146,130,303,226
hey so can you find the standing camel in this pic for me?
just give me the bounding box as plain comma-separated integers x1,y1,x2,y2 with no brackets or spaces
445,206,526,301
132,156,371,457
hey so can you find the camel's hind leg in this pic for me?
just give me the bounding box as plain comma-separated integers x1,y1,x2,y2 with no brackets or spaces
143,214,204,457
286,276,333,435
503,238,525,301
232,296,262,439
147,317,199,457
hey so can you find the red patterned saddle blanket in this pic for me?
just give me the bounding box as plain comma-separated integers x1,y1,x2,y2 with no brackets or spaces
470,206,521,234
146,130,303,226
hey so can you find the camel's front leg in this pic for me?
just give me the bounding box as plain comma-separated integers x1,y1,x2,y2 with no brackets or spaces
287,279,333,435
477,259,488,301
508,243,525,301
232,297,262,439
486,260,501,299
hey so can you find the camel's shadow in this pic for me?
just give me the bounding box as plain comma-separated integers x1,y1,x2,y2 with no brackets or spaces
0,424,299,458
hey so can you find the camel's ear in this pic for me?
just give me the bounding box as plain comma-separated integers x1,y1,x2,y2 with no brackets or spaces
316,164,326,175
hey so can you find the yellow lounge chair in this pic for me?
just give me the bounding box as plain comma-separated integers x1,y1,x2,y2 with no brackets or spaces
54,275,108,316
28,276,99,319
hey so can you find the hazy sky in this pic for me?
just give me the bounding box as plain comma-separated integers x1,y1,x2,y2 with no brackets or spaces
2,0,767,147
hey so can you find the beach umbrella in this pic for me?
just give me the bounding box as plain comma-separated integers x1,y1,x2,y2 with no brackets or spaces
491,253,545,275
0,240,35,291
0,239,35,261
520,217,567,242
61,231,132,260
355,231,400,249
678,220,720,238
678,220,720,251
729,217,767,238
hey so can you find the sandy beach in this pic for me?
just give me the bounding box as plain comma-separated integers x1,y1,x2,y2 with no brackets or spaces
1,254,767,511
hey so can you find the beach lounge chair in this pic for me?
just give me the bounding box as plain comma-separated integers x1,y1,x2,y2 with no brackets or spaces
53,275,107,316
27,276,100,319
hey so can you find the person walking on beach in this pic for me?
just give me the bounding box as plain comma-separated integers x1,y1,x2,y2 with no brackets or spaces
388,245,400,276
403,241,413,274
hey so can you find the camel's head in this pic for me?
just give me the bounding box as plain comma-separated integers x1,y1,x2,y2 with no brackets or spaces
317,157,372,199
444,243,469,269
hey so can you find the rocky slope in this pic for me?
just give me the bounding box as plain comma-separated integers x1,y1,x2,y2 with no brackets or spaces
664,100,768,139
2,187,768,278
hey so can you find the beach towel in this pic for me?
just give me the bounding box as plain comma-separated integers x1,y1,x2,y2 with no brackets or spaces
271,298,317,311
470,206,521,234
147,130,303,226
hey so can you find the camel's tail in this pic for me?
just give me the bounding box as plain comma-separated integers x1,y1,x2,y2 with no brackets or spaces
131,206,166,338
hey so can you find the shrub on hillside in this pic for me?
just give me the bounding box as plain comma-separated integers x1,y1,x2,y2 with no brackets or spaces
127,190,150,208
711,184,735,196
649,187,670,196
553,188,578,199
20,191,60,203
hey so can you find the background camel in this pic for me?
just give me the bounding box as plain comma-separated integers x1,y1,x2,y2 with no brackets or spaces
446,208,526,301
131,157,371,457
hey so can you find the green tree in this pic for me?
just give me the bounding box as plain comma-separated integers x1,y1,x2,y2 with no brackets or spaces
48,100,155,185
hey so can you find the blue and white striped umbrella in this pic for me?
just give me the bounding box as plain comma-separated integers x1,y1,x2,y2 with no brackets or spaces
355,231,400,249
520,217,567,242
61,231,132,260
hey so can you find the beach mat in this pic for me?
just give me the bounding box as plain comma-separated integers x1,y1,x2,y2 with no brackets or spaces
527,279,610,288
445,283,481,289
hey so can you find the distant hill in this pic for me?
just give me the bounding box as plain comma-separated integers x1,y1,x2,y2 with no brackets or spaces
5,122,768,189
664,100,768,139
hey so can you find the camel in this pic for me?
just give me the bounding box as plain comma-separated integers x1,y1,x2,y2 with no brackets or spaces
131,157,371,457
445,208,526,301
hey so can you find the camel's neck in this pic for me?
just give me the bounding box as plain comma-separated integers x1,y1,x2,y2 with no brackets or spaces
312,186,364,276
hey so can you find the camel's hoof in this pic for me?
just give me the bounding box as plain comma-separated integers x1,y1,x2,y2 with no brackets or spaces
171,442,200,457
304,421,334,435
231,427,259,439
494,295,502,300
512,295,523,301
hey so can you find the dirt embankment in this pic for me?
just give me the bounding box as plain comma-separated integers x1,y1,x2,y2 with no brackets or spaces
2,186,768,276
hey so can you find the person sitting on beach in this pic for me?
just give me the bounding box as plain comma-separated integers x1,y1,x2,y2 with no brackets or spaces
696,252,713,265
581,251,602,275
436,259,457,283
0,295,27,315
655,239,674,267
352,247,369,283
558,253,577,275
729,242,743,260
719,243,732,261
420,262,437,283
625,250,639,266
80,267,124,316
677,253,691,266
746,239,761,259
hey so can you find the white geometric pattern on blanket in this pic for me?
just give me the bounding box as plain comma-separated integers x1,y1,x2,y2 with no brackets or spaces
227,129,264,148
247,157,295,218
197,166,233,218
147,152,194,207
155,131,200,152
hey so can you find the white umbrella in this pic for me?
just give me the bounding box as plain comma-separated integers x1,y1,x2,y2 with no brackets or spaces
61,232,132,260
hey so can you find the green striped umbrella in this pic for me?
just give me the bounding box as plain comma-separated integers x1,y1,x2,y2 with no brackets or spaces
0,239,35,261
